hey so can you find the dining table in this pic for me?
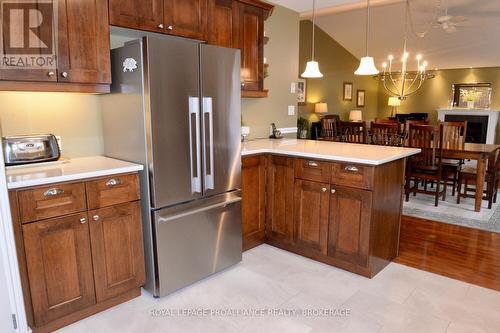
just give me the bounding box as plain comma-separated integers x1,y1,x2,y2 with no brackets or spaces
442,143,500,212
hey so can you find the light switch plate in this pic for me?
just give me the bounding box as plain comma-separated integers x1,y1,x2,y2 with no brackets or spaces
288,105,296,116
290,82,296,93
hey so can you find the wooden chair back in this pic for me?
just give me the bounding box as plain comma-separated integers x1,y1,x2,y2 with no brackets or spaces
407,124,443,173
370,122,401,146
440,121,467,150
339,121,368,144
320,117,338,141
375,118,399,124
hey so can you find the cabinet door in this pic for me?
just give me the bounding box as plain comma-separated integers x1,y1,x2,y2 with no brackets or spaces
89,201,145,302
22,213,95,327
266,156,294,242
328,186,372,267
164,0,208,40
208,0,239,48
109,0,164,32
242,155,266,250
57,0,111,84
294,180,330,254
238,3,263,91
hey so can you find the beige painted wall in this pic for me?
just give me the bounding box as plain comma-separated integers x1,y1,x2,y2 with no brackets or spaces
241,4,300,139
298,20,379,125
376,67,500,143
0,92,104,157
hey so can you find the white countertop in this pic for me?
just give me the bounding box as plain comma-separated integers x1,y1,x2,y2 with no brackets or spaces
241,139,420,165
6,156,143,189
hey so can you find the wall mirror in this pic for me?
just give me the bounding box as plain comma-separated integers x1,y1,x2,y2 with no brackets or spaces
452,83,492,109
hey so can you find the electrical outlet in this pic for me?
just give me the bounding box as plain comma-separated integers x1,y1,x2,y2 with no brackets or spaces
288,105,296,116
290,82,296,93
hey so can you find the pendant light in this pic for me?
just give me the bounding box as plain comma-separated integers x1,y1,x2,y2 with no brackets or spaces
301,0,323,78
355,0,379,75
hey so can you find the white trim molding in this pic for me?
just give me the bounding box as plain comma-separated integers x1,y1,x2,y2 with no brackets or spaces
437,109,499,144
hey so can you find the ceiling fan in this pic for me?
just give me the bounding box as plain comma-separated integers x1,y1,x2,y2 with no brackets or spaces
433,0,469,34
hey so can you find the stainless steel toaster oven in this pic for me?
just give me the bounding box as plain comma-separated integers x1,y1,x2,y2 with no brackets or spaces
2,134,60,166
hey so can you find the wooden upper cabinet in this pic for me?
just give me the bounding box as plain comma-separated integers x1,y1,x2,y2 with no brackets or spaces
89,202,145,302
328,186,372,267
294,179,330,254
238,3,263,92
208,0,239,48
57,0,111,84
22,213,96,327
266,155,294,243
109,0,164,32
241,156,266,250
164,0,208,40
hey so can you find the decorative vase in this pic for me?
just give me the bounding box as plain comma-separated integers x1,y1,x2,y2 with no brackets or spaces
467,100,475,109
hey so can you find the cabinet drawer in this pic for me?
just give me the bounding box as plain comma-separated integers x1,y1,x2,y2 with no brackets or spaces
18,183,86,223
295,158,331,183
331,163,374,190
86,174,140,209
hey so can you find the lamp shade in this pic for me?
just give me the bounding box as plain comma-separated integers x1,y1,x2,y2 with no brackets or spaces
349,110,363,122
301,61,323,78
355,57,379,76
388,97,401,107
315,102,328,114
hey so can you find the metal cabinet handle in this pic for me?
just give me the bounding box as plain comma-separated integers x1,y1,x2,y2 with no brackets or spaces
188,97,202,194
167,25,174,30
344,165,359,172
158,23,164,29
61,71,68,78
105,178,121,187
307,161,318,167
43,188,64,197
331,189,336,194
47,71,55,77
92,215,99,221
80,218,87,224
321,187,327,192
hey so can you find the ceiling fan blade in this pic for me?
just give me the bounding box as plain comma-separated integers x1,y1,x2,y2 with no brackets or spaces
444,25,458,33
449,15,467,23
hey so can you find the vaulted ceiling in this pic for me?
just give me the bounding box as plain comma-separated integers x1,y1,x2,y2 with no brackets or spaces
271,0,500,70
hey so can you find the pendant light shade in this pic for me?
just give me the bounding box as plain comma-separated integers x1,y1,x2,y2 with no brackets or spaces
355,57,379,75
301,0,323,79
302,61,323,78
355,0,378,76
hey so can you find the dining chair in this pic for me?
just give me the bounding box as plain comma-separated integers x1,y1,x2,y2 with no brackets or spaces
402,120,429,146
338,121,368,144
457,148,500,209
405,124,451,207
319,117,339,141
370,122,401,146
374,118,400,124
440,121,468,196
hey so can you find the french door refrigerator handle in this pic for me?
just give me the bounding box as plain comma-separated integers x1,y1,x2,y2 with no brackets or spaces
157,197,242,224
203,97,215,190
189,97,202,193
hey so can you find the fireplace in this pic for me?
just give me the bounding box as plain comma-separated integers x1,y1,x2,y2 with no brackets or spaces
444,115,488,143
437,109,499,144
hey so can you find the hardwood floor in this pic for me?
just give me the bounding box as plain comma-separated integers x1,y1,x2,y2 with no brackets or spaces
396,215,500,292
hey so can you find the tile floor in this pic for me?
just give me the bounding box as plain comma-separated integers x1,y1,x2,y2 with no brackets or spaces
57,244,500,333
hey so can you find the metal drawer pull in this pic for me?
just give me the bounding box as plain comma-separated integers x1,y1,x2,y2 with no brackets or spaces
80,218,87,224
92,215,99,221
105,178,122,187
344,165,359,172
331,189,336,194
307,161,318,167
43,188,65,197
321,187,327,192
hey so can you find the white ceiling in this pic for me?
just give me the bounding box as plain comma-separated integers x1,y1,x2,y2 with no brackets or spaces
272,0,500,70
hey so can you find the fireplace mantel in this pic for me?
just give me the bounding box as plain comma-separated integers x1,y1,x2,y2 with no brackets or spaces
437,109,499,144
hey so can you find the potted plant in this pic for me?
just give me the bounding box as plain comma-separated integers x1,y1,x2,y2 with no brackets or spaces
461,89,482,109
297,117,309,139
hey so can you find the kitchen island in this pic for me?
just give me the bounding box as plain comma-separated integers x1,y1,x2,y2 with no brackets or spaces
241,139,420,278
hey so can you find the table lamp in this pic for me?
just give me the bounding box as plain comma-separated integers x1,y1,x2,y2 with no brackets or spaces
388,97,401,117
349,110,363,122
315,103,328,114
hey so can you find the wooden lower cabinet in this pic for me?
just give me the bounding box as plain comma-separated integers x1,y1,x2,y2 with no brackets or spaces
293,179,329,254
328,186,372,267
89,202,145,302
10,173,144,332
22,213,96,327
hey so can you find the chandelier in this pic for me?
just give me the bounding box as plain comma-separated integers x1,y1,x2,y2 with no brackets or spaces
377,0,434,100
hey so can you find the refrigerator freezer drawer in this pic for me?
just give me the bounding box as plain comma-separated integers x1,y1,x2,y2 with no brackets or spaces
153,192,242,296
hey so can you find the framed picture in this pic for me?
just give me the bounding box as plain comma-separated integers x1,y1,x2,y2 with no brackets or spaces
356,90,366,107
343,82,353,101
297,79,306,103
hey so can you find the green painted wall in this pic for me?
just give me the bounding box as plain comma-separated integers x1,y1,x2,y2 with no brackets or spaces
298,20,380,125
241,4,300,139
377,67,500,143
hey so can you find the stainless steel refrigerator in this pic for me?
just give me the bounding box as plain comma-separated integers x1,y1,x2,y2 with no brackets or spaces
101,36,242,297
